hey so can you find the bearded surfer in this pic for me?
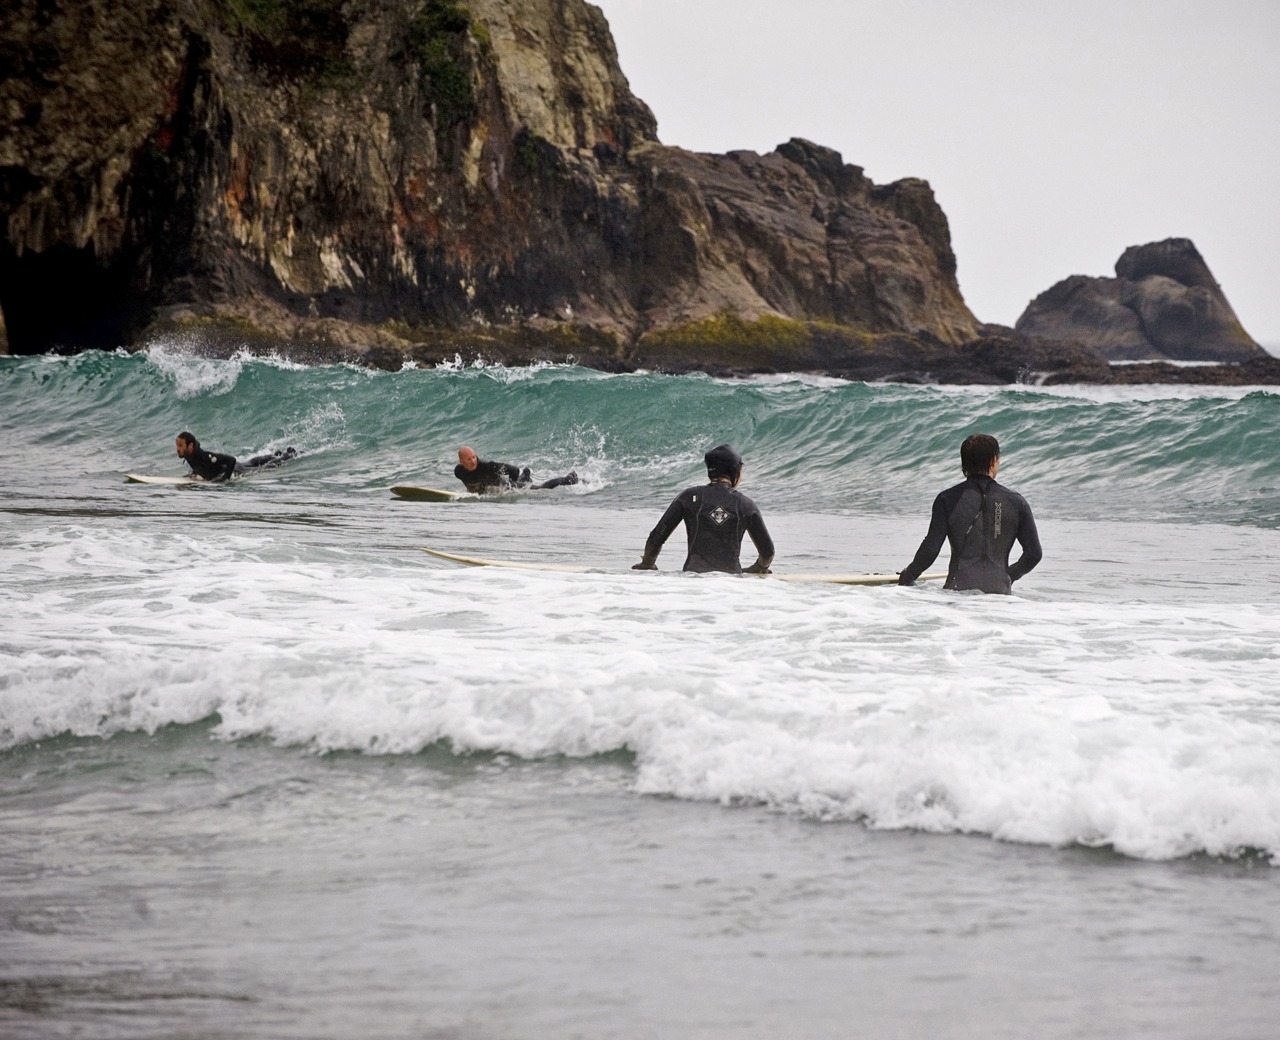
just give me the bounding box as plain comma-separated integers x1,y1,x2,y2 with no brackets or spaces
175,432,298,482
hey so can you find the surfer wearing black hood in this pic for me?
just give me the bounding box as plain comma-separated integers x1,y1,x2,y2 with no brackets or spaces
175,432,297,482
898,433,1042,594
633,444,775,574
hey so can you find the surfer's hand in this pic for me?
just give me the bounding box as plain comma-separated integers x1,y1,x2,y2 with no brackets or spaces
631,560,657,570
743,560,771,574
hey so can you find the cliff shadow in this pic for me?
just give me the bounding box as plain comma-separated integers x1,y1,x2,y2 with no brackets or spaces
0,243,134,354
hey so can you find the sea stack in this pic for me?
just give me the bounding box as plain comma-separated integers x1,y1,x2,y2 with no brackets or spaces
1015,238,1263,362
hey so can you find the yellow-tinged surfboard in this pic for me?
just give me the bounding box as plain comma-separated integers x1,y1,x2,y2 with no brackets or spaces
420,547,945,586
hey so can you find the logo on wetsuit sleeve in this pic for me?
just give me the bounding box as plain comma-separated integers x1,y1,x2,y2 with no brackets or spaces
709,506,730,526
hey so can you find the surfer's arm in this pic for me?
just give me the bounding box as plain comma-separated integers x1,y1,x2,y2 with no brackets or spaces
634,496,685,569
742,511,775,574
1007,500,1043,582
898,493,948,585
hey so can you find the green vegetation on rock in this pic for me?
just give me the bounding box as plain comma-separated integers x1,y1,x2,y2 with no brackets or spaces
638,312,814,367
633,312,926,376
513,130,561,180
385,317,620,362
220,0,354,88
406,1,476,129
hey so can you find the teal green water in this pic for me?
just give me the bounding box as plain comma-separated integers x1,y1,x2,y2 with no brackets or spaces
4,346,1279,525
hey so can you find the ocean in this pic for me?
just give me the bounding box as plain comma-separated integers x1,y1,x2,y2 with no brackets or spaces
2,343,1279,1039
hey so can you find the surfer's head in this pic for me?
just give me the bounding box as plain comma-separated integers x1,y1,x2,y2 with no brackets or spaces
961,434,1000,478
175,432,198,459
704,443,743,486
457,445,478,471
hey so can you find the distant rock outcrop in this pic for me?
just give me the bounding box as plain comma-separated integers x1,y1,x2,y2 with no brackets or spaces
0,0,979,365
1016,239,1263,362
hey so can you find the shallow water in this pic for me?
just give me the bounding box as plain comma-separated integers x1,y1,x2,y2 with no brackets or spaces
4,731,1278,1040
2,347,1279,1037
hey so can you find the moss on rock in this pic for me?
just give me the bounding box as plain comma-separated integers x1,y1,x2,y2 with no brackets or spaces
636,312,814,370
405,1,477,129
221,0,354,88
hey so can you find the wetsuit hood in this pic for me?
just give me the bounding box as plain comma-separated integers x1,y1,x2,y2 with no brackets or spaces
704,444,743,480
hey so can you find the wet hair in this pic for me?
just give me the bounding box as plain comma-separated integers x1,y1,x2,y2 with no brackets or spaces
177,431,198,448
960,434,1000,477
704,443,743,480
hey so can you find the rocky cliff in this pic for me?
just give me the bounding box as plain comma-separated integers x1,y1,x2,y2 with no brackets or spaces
1015,239,1263,362
0,0,981,369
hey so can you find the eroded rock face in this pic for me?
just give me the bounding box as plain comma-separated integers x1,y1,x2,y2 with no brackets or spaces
1016,239,1262,362
629,139,976,345
0,0,978,361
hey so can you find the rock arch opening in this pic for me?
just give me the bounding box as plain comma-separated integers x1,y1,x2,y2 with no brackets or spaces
0,243,133,355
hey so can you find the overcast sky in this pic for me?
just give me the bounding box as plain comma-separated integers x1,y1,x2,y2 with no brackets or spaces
593,0,1280,346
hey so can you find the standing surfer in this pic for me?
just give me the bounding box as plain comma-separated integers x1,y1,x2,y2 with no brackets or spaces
633,443,774,574
175,432,297,482
453,445,579,494
898,433,1042,593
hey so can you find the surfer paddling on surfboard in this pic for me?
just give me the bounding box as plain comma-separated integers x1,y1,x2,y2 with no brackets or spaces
175,432,298,482
633,443,774,575
453,446,579,494
898,433,1042,594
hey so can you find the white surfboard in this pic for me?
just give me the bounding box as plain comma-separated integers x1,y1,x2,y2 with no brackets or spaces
768,571,945,586
391,485,465,502
125,473,204,485
422,547,593,572
420,547,945,586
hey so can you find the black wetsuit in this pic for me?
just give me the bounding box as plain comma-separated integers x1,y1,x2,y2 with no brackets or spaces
641,481,775,574
183,448,237,482
183,446,297,481
898,474,1042,594
454,459,578,494
454,459,527,494
235,447,298,474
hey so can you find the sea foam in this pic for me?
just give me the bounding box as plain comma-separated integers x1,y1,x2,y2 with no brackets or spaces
4,519,1279,863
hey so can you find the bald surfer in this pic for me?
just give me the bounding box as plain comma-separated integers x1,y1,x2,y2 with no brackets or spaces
633,443,774,574
898,433,1042,594
175,432,297,482
453,445,579,494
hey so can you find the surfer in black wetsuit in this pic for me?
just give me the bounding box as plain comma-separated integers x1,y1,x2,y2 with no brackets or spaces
633,443,775,574
175,432,298,482
898,433,1042,594
453,445,579,494
175,432,236,481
